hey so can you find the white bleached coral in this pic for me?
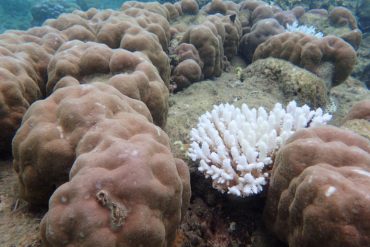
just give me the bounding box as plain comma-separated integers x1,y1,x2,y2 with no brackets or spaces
187,101,332,197
286,21,324,38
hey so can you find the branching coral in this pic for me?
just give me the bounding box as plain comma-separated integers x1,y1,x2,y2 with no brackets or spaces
188,101,331,197
285,21,324,38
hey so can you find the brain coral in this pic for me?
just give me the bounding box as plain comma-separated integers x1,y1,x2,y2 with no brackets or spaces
40,107,190,246
12,83,152,205
253,32,357,87
264,126,370,247
46,41,169,127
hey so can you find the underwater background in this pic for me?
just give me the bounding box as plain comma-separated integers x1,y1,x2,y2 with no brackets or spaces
1,0,369,87
1,0,369,33
0,0,369,246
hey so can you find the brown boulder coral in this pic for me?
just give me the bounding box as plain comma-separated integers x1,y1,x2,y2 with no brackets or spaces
172,59,202,91
329,6,358,29
40,110,191,246
170,43,203,91
180,0,199,15
342,100,370,140
163,2,182,20
0,54,42,156
46,41,168,127
0,28,66,156
37,83,190,246
12,83,152,205
345,100,370,121
253,32,357,87
251,5,275,24
264,126,370,247
121,1,170,21
239,18,285,63
181,22,223,78
202,0,228,15
44,12,97,42
178,13,240,79
207,14,242,60
46,7,171,84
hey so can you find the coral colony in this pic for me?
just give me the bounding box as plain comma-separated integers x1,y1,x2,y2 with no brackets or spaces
285,21,324,38
188,101,332,197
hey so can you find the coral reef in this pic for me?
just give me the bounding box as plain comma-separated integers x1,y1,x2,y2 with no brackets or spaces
179,13,242,79
253,32,357,87
329,6,358,29
264,126,370,247
180,21,223,78
180,0,199,15
39,84,190,246
299,6,362,50
170,42,204,91
0,0,368,246
239,18,285,63
0,26,67,156
12,83,152,205
46,40,168,127
172,58,203,91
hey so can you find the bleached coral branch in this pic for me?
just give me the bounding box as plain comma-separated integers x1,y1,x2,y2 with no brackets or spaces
286,21,324,38
188,101,331,197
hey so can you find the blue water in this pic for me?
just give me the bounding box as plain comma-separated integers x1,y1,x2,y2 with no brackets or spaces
0,0,369,33
0,0,130,32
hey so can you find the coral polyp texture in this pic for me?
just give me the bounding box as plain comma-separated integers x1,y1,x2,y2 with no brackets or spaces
46,40,169,127
0,27,67,155
12,82,191,246
187,101,332,197
264,126,370,247
40,105,190,247
12,83,152,205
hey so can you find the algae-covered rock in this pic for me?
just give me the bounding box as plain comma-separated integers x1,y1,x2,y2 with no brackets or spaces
342,119,370,140
243,58,329,108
